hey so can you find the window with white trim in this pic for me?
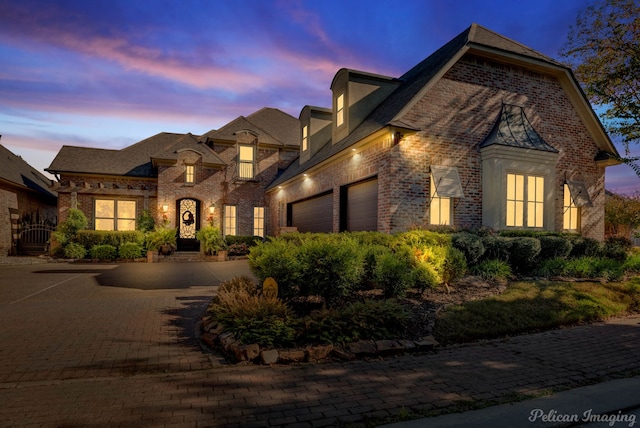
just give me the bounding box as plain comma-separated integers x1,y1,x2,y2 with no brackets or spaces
224,205,237,236
185,164,195,184
563,184,579,231
238,145,254,179
95,199,136,231
430,179,451,225
429,166,464,226
336,93,344,127
253,206,265,237
506,173,544,228
302,125,308,151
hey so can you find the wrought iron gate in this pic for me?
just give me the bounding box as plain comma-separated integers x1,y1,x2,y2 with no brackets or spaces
18,223,55,255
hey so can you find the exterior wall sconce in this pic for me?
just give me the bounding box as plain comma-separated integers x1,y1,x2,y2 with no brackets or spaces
162,203,169,213
208,203,216,215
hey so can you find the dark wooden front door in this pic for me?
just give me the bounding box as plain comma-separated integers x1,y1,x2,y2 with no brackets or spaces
177,198,200,251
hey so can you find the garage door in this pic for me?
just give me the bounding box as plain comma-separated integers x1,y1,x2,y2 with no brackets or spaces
344,178,378,231
290,192,333,233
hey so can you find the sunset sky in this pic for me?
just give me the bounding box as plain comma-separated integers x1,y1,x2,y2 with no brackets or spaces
0,0,637,194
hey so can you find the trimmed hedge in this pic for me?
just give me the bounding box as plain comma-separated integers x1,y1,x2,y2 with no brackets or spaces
77,230,144,250
90,244,118,260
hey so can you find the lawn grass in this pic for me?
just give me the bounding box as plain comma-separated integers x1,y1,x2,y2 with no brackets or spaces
433,276,640,345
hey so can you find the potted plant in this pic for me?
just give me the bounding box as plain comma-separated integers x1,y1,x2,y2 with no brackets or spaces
196,226,227,260
145,227,177,257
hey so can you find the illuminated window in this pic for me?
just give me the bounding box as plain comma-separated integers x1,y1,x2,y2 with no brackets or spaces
224,205,237,236
185,165,195,184
563,184,580,231
336,93,344,127
302,125,308,151
506,173,544,228
238,145,254,179
95,199,136,231
429,179,451,225
253,206,265,237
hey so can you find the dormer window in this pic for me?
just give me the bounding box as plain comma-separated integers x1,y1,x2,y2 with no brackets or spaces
336,93,345,127
185,164,195,184
302,125,308,151
238,145,255,180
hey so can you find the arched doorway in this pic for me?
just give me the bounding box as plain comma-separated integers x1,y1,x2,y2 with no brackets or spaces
177,198,200,251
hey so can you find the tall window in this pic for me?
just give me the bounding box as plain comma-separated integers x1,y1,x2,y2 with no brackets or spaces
302,125,308,151
563,184,580,231
336,93,344,127
506,173,544,228
253,206,265,237
429,178,451,225
238,145,254,179
185,165,195,184
224,205,237,236
95,199,136,231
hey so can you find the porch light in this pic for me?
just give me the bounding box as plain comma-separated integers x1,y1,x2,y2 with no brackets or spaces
208,203,216,215
161,203,169,213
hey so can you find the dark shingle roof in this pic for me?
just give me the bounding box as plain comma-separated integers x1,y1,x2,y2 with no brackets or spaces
267,23,571,189
151,133,225,167
0,144,56,198
480,104,559,152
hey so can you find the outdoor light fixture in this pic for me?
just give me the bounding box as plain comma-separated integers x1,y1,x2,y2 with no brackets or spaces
208,203,215,215
161,203,169,213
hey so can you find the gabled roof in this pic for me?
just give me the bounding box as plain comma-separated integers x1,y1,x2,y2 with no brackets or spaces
151,133,225,167
203,107,300,147
480,104,559,153
0,144,56,199
268,23,619,189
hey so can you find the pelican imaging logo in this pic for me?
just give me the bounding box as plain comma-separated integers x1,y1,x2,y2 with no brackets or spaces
529,409,636,426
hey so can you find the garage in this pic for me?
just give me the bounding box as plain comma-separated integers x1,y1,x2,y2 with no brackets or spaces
341,177,378,231
289,191,333,233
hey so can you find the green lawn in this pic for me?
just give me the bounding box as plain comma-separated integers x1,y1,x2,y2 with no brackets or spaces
433,276,640,345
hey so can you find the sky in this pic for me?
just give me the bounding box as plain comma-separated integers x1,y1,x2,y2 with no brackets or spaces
0,0,638,195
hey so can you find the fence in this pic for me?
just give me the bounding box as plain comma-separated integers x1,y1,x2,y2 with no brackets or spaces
18,223,55,255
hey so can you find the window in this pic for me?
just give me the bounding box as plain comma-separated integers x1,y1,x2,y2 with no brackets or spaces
302,125,308,151
429,179,451,225
563,184,579,231
336,93,344,127
95,199,136,231
506,173,544,228
238,145,254,179
185,165,195,184
224,205,237,236
253,206,265,237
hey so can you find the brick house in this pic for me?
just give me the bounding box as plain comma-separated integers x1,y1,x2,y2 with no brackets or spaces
47,24,620,244
46,108,299,251
267,24,620,241
0,143,57,255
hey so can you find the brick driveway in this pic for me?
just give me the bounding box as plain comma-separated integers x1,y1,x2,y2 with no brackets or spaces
0,260,639,427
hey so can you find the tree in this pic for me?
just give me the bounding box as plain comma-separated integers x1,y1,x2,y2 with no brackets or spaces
605,191,640,238
560,0,640,153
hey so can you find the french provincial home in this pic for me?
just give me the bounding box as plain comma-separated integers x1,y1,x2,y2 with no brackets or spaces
46,24,620,250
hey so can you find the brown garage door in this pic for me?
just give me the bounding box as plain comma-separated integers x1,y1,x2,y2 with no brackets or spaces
290,192,333,233
344,178,378,231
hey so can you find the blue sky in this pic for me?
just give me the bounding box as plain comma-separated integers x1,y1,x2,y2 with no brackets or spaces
0,0,637,194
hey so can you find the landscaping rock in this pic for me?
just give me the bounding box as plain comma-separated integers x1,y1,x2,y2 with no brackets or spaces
332,347,356,361
306,344,333,362
348,340,377,356
375,340,404,355
200,332,216,349
260,349,279,365
414,336,439,351
232,343,260,362
397,340,417,352
218,332,236,350
278,349,306,363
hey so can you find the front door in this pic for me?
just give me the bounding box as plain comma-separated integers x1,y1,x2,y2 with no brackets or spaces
177,198,200,251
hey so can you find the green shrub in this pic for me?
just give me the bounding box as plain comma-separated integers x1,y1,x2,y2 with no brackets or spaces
58,208,88,241
225,235,262,247
373,251,413,298
452,232,485,265
209,276,296,348
509,237,541,273
136,210,155,232
622,252,640,273
441,247,467,285
90,244,117,260
534,258,568,278
471,259,512,281
296,235,363,306
300,300,410,345
538,236,572,260
77,230,145,250
248,238,302,300
397,229,452,248
411,262,439,293
360,244,394,290
64,242,87,259
349,231,397,247
593,258,624,281
568,236,602,258
145,227,177,252
118,242,144,260
196,226,226,255
481,235,512,261
604,236,633,261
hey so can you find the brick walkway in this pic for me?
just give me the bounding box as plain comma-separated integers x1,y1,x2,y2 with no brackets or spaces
0,262,639,427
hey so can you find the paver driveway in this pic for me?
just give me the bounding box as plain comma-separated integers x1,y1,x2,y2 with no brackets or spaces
0,261,250,383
